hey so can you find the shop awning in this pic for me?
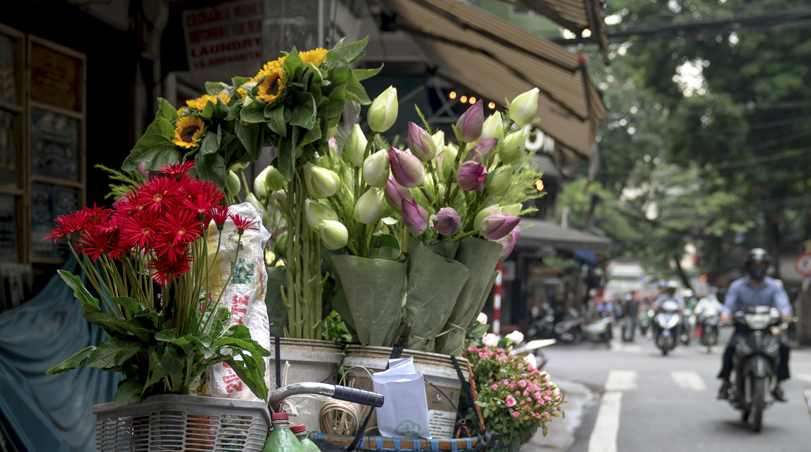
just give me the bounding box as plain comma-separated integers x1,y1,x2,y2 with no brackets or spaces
383,0,606,158
502,0,607,50
516,218,612,253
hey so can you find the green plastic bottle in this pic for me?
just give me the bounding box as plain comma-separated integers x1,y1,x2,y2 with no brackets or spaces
291,424,321,452
263,413,303,452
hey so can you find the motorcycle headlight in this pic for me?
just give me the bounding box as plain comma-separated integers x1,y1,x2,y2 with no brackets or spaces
745,313,771,330
658,313,678,329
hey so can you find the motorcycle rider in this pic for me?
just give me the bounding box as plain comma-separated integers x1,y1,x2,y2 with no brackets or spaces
717,248,793,402
653,281,684,337
620,292,640,341
695,288,724,317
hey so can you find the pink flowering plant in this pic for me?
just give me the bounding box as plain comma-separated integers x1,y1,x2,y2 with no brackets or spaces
462,345,564,449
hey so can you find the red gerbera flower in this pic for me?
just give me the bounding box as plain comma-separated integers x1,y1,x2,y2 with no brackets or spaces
230,214,258,233
148,252,193,286
115,192,148,215
43,210,90,242
121,212,162,248
207,205,229,229
159,161,196,177
80,231,113,262
158,210,202,246
183,182,224,216
138,177,180,213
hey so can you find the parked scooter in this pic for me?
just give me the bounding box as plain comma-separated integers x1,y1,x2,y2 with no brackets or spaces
554,308,584,343
698,306,721,352
527,308,556,340
722,306,783,432
655,300,681,355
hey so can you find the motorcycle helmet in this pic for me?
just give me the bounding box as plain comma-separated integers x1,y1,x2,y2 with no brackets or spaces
682,289,694,298
745,248,771,280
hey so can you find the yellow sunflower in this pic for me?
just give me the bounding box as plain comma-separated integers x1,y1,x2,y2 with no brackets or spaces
177,106,187,117
300,48,328,66
186,93,230,111
172,116,205,149
256,64,285,105
238,72,263,100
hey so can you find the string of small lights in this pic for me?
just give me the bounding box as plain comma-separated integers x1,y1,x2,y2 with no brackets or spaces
447,90,497,109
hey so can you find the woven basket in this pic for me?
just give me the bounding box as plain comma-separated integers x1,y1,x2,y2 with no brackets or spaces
92,394,270,452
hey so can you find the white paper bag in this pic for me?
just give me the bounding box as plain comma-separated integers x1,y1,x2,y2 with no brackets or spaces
372,357,431,439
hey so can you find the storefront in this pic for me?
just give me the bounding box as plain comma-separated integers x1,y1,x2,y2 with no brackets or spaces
0,2,136,309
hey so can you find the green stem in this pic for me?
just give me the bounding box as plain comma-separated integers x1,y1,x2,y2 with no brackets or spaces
444,143,467,207
454,229,480,241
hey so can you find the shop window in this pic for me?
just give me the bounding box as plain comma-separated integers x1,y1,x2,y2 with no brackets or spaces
0,23,86,265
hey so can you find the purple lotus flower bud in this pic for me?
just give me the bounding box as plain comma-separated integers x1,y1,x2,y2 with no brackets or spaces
456,100,484,143
480,214,520,241
137,162,149,180
388,147,425,188
408,122,437,161
456,161,487,192
402,199,429,236
497,227,521,261
469,138,498,163
384,177,413,210
432,207,461,236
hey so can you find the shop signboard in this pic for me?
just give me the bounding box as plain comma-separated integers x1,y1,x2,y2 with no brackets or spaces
182,0,264,83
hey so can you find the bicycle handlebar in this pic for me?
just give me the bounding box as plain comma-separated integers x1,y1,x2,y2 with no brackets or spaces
269,382,385,412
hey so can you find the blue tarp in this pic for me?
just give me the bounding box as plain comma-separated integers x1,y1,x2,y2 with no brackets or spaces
0,259,120,452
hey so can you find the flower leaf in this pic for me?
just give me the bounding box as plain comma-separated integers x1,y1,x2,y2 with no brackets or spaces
194,152,227,188
290,92,316,130
241,100,266,124
266,105,287,137
155,98,179,123
199,130,219,156
113,380,144,407
57,270,100,313
205,81,231,97
45,346,96,375
85,338,142,369
235,120,263,160
111,296,142,313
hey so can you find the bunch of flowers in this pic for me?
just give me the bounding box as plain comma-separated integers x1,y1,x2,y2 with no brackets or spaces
463,344,563,449
45,162,270,406
246,86,546,352
120,38,378,341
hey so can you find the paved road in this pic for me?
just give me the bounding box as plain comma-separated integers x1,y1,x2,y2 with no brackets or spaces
529,327,811,452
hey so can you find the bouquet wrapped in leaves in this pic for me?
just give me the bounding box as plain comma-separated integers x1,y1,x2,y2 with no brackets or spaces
249,85,544,355
44,163,270,406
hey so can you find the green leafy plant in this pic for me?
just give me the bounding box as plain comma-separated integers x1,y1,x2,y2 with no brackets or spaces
44,163,270,405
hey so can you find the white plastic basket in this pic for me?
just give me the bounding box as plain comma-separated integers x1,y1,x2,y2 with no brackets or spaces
93,394,270,452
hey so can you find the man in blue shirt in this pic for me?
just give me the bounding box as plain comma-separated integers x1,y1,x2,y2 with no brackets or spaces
717,249,793,402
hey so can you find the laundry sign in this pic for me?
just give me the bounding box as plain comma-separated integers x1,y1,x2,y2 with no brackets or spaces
182,0,263,82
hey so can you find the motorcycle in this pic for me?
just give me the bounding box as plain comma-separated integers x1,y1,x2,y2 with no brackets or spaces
527,309,557,340
655,300,681,355
582,317,613,344
639,307,654,337
680,308,695,346
554,308,584,343
698,307,721,352
723,306,782,433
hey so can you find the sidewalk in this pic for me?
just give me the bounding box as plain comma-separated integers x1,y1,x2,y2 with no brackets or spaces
521,379,596,451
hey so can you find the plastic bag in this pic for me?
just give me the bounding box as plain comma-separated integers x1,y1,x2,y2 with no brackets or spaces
207,202,272,400
372,357,431,439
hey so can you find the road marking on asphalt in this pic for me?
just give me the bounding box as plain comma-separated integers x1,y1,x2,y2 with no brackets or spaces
588,391,622,452
610,341,622,352
670,371,707,391
605,370,637,392
623,345,642,353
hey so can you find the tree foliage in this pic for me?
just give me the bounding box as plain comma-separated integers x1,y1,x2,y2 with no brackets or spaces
561,0,811,277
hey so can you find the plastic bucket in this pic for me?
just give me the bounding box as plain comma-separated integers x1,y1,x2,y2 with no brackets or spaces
343,345,469,439
269,338,343,432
